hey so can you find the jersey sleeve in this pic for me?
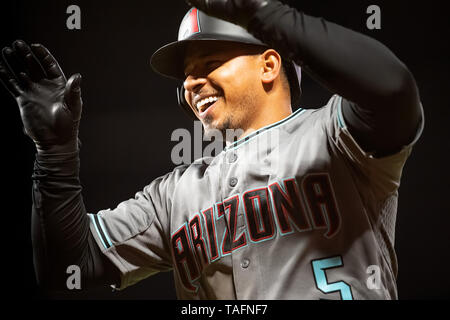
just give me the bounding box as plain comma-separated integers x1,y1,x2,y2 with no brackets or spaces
87,169,184,290
323,95,425,199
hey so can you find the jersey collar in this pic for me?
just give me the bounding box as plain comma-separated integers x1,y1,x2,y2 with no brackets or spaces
224,107,306,151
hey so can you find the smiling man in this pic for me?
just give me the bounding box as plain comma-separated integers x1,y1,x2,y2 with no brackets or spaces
1,0,423,300
181,42,291,138
150,11,301,142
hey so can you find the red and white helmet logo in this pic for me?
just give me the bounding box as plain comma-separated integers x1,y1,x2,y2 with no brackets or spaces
178,8,200,41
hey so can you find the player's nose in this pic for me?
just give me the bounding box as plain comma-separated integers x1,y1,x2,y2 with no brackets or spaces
184,75,207,94
184,75,208,108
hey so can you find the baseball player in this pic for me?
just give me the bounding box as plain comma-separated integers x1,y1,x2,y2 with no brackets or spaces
1,0,423,299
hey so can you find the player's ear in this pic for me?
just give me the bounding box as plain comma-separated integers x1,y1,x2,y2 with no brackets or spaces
259,49,282,85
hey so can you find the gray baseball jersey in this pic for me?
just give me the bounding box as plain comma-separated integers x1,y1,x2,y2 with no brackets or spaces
88,95,424,299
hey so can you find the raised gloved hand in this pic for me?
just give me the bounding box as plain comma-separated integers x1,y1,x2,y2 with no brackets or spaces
185,0,271,28
0,40,82,154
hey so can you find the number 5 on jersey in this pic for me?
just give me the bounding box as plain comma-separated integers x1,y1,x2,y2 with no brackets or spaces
311,256,353,300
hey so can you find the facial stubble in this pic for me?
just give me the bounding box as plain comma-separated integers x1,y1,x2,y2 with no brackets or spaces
203,90,258,142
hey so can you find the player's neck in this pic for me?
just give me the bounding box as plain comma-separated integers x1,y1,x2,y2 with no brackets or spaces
227,100,293,145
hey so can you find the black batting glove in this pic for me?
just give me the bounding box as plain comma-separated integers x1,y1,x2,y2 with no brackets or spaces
185,0,271,28
0,40,82,154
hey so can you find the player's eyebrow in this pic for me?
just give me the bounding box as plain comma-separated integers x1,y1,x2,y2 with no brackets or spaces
184,53,218,76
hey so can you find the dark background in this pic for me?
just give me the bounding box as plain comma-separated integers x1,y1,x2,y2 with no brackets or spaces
1,0,448,300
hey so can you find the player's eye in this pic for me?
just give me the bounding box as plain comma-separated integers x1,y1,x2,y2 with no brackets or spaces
183,60,222,79
184,65,193,78
206,60,223,72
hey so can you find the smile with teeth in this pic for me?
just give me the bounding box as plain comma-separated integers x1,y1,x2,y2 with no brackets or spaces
196,96,219,112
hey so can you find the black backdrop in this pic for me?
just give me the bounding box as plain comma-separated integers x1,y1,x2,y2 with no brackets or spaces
1,0,449,300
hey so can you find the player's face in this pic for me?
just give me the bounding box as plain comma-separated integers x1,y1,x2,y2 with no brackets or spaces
183,42,265,140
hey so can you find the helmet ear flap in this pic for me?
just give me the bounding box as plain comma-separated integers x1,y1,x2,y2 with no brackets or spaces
177,85,198,120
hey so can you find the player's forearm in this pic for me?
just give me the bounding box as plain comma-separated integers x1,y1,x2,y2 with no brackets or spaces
31,149,117,290
32,149,87,289
247,1,419,110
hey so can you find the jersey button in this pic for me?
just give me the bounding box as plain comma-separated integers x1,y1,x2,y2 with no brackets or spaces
229,177,238,187
241,259,250,269
228,153,238,163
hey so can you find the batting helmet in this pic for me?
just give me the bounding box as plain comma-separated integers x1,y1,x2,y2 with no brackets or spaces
150,7,302,120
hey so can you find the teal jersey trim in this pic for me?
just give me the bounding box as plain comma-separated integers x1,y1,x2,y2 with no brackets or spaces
88,214,108,249
97,215,113,248
225,108,306,152
337,96,345,129
88,213,113,250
